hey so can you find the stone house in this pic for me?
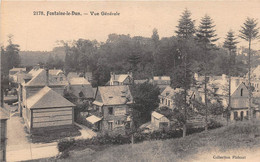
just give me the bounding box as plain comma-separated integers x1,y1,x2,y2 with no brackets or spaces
91,85,133,135
109,72,133,86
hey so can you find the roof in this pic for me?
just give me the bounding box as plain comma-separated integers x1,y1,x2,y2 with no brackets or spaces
67,72,80,79
27,86,75,109
153,76,170,81
152,111,164,119
69,77,90,85
68,84,95,99
24,69,67,86
86,115,102,124
49,69,63,76
160,86,183,99
112,74,129,83
92,101,103,106
10,68,26,72
134,79,149,84
0,108,9,120
95,85,133,105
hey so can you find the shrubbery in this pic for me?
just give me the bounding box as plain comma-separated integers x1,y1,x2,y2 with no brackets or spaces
57,120,223,155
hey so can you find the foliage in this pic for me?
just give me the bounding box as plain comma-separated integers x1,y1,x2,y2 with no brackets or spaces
175,8,195,39
239,18,260,42
130,82,160,126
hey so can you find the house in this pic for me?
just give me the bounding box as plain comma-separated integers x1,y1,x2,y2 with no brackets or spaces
49,69,67,82
23,86,75,132
153,76,171,92
18,68,68,117
159,86,183,109
65,77,95,104
91,85,133,135
9,67,26,82
229,82,250,121
109,72,133,86
0,108,9,161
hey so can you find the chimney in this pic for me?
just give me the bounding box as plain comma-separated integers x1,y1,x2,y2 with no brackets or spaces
222,74,226,81
46,68,49,86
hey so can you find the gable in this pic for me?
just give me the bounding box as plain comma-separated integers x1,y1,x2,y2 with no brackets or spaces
231,83,249,98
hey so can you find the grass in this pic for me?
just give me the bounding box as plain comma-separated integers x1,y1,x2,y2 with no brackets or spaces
28,125,82,143
41,120,260,162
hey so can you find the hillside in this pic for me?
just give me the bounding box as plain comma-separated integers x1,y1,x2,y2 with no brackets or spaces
19,47,65,66
51,121,260,162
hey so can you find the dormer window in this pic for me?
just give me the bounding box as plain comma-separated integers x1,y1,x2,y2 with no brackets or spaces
109,96,113,99
241,88,243,96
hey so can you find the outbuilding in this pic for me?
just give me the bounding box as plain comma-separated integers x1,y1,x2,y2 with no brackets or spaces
24,86,75,131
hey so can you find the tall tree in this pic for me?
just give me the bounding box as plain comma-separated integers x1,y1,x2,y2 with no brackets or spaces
239,17,260,120
175,8,196,39
223,30,238,125
5,35,21,72
174,8,195,137
151,28,160,77
196,14,218,131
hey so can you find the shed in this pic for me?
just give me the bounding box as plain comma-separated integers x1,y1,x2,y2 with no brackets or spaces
151,111,170,130
25,86,75,131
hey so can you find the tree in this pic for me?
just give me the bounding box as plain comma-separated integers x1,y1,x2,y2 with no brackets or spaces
175,8,195,39
5,35,21,72
223,30,238,124
196,14,218,131
151,28,160,77
174,8,196,137
130,82,160,126
239,17,259,120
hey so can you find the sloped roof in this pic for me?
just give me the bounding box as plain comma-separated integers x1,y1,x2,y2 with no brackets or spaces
111,74,130,83
10,68,26,72
160,86,183,99
68,84,95,99
69,77,90,85
86,115,102,124
152,111,164,119
27,86,75,109
24,69,67,86
49,69,63,76
95,85,133,105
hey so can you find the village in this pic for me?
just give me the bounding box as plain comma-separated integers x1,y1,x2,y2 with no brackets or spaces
1,62,260,161
1,2,260,161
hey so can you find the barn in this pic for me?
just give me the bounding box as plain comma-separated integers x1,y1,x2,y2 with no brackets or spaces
24,86,75,131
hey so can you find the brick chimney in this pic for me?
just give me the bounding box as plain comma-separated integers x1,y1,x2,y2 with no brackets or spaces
46,68,49,86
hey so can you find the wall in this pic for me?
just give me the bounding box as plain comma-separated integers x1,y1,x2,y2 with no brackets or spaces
32,107,73,128
230,109,249,121
0,119,7,161
101,104,130,135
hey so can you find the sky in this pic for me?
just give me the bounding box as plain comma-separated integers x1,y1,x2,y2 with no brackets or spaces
1,0,260,51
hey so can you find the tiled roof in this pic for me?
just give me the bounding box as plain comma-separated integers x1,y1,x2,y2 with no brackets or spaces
27,86,75,109
69,77,90,85
95,85,133,105
68,84,95,99
24,69,67,86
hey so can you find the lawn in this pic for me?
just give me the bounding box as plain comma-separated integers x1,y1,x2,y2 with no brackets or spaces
27,125,82,143
40,120,260,162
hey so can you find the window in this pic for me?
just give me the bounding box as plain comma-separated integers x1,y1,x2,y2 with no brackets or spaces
234,111,238,120
108,121,113,130
241,88,243,96
108,107,113,115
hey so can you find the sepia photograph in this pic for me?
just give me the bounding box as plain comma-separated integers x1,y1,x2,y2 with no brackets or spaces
0,0,260,161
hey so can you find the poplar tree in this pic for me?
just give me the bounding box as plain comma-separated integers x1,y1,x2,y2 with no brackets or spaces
196,14,218,131
239,18,260,120
175,8,195,137
223,30,238,124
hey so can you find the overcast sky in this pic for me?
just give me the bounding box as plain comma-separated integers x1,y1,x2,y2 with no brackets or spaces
1,0,260,51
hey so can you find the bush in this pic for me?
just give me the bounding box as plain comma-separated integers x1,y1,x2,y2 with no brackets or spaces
58,139,76,152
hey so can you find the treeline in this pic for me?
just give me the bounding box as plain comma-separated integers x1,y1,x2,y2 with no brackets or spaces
62,10,250,87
